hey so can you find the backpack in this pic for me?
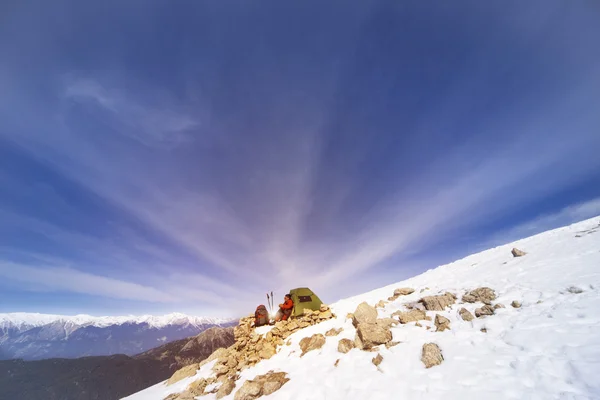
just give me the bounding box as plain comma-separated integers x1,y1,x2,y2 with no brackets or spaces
255,305,269,327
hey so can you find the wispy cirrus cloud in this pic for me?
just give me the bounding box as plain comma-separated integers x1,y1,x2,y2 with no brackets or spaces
0,0,599,316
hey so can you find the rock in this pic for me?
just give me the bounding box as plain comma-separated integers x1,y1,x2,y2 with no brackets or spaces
234,380,262,400
303,309,314,317
258,342,276,360
334,359,340,367
493,303,505,310
480,327,487,333
299,334,326,356
355,322,392,349
420,287,430,293
512,248,527,257
394,287,415,296
434,314,451,332
320,304,330,312
187,378,211,396
372,353,383,366
415,322,422,327
216,379,236,399
385,341,400,349
346,313,354,320
375,300,387,308
286,320,299,331
421,343,443,368
419,292,456,311
319,310,333,319
511,300,522,308
394,309,427,324
462,287,497,305
325,328,343,337
167,363,199,385
352,302,378,327
213,363,230,377
376,317,398,329
475,305,495,318
458,308,474,321
338,338,355,354
567,286,584,294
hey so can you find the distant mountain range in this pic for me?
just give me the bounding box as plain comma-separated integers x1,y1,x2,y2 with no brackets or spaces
0,326,235,400
0,312,236,360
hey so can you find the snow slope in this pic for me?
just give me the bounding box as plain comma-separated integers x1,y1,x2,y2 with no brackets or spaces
125,217,600,400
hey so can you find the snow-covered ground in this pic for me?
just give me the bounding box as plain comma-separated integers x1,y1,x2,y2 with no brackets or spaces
125,217,600,400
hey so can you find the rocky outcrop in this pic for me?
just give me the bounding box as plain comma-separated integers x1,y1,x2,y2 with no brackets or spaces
511,248,527,257
393,309,427,324
167,364,200,385
338,338,355,354
434,315,450,332
234,371,289,400
216,379,236,399
475,305,495,318
299,334,326,356
421,343,443,368
388,287,415,301
462,287,496,305
511,300,522,308
419,292,456,311
458,308,474,321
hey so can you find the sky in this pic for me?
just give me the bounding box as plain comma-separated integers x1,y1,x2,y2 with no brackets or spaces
1,1,599,318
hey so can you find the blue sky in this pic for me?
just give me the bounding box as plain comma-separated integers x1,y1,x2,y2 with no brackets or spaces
1,1,599,318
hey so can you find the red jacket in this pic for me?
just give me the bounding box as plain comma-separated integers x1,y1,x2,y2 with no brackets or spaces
280,298,293,310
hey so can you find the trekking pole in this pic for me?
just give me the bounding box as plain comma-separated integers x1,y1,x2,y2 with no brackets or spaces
266,293,271,313
271,291,274,312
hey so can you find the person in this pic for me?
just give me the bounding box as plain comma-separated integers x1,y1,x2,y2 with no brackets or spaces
274,294,294,322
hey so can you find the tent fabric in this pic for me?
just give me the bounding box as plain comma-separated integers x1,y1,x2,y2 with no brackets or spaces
288,287,323,317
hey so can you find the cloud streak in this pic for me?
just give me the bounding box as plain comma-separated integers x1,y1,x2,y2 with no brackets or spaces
0,0,599,315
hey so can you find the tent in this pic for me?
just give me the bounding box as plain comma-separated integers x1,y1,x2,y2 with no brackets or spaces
289,287,323,318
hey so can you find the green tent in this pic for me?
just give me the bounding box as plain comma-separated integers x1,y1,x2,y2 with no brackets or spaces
289,287,323,317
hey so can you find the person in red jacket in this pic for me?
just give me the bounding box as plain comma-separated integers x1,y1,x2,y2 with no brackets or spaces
274,294,294,322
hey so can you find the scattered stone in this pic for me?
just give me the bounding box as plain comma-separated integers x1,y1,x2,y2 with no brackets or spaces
167,363,199,385
480,327,487,333
372,353,383,366
334,359,340,367
375,300,387,308
338,338,355,354
234,371,289,400
419,292,456,311
493,303,505,310
388,287,415,301
213,362,230,377
355,322,392,350
475,305,495,318
511,300,522,308
415,322,422,327
346,313,354,320
320,304,330,312
187,378,213,396
426,326,431,330
421,343,443,368
216,379,236,399
462,287,497,305
458,307,474,321
385,341,400,349
512,248,527,257
394,309,428,324
352,302,378,327
325,327,343,337
299,334,326,356
567,286,584,294
376,317,398,329
434,314,451,332
420,287,430,293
